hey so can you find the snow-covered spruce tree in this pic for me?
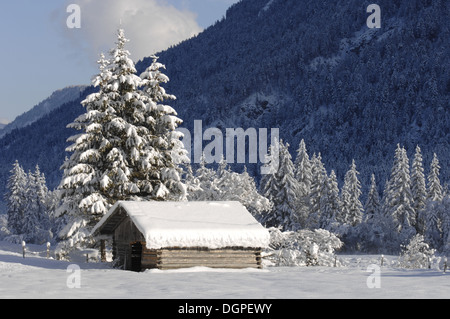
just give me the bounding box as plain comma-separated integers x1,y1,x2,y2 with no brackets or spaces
56,29,188,258
56,53,113,253
411,146,427,234
293,139,312,229
340,160,363,227
364,174,381,222
382,145,416,243
357,174,384,253
260,140,299,230
336,160,364,251
318,170,341,232
4,161,27,235
424,199,443,250
427,153,443,202
22,166,52,244
259,142,281,228
235,167,272,221
139,54,189,199
422,153,444,250
5,162,52,244
275,141,301,231
307,153,327,230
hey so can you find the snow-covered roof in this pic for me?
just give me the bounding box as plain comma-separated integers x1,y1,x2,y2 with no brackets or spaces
92,201,270,249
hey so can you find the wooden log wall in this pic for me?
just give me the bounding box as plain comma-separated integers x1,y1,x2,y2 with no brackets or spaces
141,246,262,270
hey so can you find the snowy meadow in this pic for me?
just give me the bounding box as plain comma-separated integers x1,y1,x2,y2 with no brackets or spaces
0,241,448,300
2,23,450,304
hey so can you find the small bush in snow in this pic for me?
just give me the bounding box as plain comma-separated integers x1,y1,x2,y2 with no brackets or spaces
265,228,343,267
399,234,436,269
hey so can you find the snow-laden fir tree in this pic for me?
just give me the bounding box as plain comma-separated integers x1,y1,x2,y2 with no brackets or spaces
139,54,189,200
293,139,312,228
5,162,52,244
424,197,445,250
260,140,299,230
364,174,381,222
56,52,115,251
234,167,272,221
422,153,444,250
307,153,327,229
427,153,443,202
22,166,52,244
340,160,363,226
275,141,301,230
411,145,427,234
318,170,341,231
383,145,416,240
358,174,384,252
5,161,27,235
56,29,188,257
259,141,281,227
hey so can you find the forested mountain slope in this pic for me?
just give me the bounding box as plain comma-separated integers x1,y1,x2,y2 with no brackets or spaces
0,86,86,139
139,0,449,188
0,0,448,211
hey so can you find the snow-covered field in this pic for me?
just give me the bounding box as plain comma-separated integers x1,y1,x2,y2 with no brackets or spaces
0,241,448,299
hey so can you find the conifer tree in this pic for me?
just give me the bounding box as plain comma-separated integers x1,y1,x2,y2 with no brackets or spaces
260,141,280,228
22,166,51,244
383,145,416,243
358,174,384,252
5,161,27,235
260,140,299,230
424,199,443,250
364,174,381,222
293,139,312,228
421,153,444,250
307,153,327,229
318,170,341,231
56,52,114,250
411,146,427,234
5,162,52,244
56,29,188,257
340,160,364,226
139,54,189,200
427,153,443,202
275,141,301,230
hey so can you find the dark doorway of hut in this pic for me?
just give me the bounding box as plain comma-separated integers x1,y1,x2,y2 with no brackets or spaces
130,242,142,272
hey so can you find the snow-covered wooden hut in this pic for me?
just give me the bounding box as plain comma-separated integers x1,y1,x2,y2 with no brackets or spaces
92,201,270,271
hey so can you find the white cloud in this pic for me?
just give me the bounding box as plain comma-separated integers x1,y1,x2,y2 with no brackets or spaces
56,0,203,64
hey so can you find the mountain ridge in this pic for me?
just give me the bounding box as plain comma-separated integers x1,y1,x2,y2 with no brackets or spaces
0,86,87,139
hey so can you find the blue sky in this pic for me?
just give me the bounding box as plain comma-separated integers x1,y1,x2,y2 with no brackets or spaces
0,0,238,124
